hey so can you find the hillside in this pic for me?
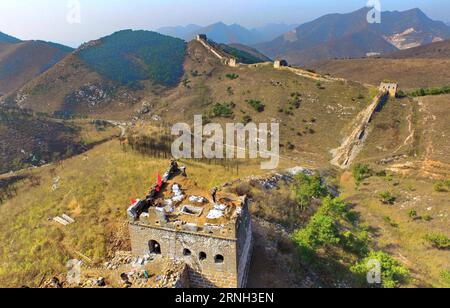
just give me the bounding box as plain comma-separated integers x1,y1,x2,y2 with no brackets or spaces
137,40,373,167
76,30,186,86
216,43,271,64
2,30,187,118
0,40,73,97
0,107,117,174
0,31,21,44
227,43,272,62
384,39,450,59
312,57,450,90
4,32,270,118
256,8,450,66
282,29,397,67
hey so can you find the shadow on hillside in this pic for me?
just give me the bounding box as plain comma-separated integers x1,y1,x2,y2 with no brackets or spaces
0,174,39,204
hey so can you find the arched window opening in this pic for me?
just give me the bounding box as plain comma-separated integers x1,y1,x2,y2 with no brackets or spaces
199,252,207,261
214,254,224,264
149,240,161,254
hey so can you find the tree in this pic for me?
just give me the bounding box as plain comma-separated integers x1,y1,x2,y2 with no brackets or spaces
351,251,410,288
293,213,340,250
352,164,372,186
292,173,327,211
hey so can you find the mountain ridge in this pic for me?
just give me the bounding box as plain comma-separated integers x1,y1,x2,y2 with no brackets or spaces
255,7,450,66
158,22,298,45
0,39,73,97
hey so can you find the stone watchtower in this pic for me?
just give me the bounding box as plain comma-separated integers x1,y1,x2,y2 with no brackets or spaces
274,59,288,69
379,82,398,98
127,161,253,288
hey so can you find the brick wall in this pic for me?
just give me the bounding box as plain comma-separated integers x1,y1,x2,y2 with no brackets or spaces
129,223,245,288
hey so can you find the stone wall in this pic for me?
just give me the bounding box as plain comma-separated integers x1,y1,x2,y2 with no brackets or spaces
379,82,398,97
196,35,240,68
129,223,245,288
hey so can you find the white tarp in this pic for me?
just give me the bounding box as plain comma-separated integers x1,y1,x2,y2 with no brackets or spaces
214,204,227,211
189,196,208,203
207,209,224,219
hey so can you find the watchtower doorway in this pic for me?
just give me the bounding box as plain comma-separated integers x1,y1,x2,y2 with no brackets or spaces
149,240,161,254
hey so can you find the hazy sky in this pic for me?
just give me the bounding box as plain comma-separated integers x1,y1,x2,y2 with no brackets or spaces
1,0,449,47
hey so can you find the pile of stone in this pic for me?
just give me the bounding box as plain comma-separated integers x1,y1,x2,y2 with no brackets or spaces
103,251,155,270
155,261,188,288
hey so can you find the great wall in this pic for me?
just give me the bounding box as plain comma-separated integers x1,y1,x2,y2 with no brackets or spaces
195,34,343,82
331,83,397,169
195,34,399,170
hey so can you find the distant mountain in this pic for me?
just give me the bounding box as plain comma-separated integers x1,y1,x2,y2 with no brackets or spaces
384,39,450,59
0,39,73,97
158,22,299,46
0,31,21,44
2,30,187,117
184,22,263,45
256,8,450,66
156,24,202,40
250,23,299,42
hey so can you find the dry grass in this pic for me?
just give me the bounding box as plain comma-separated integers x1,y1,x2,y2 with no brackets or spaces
0,139,275,287
340,171,449,287
313,58,450,91
150,41,373,168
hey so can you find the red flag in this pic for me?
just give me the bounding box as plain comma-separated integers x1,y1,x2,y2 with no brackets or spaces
130,199,138,205
155,173,163,192
157,173,163,187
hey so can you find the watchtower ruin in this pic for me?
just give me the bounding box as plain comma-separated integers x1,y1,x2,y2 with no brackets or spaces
379,82,398,98
274,59,288,69
127,161,253,288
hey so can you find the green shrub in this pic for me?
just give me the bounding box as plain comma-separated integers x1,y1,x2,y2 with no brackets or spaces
292,173,327,211
351,251,410,288
379,191,396,205
383,216,399,228
408,86,450,97
396,90,407,98
225,73,239,80
209,102,235,118
352,164,372,186
408,210,418,219
246,99,265,112
425,233,450,250
293,213,340,250
433,180,450,192
441,270,450,286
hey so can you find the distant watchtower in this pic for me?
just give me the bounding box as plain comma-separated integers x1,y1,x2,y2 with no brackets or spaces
379,82,398,98
228,58,239,67
196,34,207,41
274,59,288,69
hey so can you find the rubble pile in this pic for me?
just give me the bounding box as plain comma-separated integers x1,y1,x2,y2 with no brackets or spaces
155,261,188,288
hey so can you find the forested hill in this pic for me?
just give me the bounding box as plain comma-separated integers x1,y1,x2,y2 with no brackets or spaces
76,30,187,86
